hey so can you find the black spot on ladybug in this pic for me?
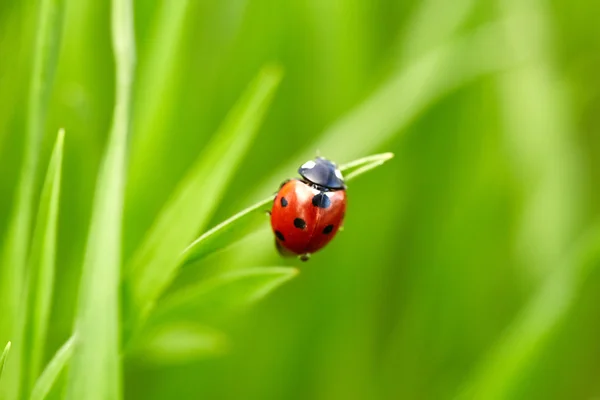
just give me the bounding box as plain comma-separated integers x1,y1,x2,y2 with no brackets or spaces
293,218,306,229
323,224,334,234
312,193,331,208
280,197,288,207
275,230,285,241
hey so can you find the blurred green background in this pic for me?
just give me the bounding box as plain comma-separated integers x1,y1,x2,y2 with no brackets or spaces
1,0,600,398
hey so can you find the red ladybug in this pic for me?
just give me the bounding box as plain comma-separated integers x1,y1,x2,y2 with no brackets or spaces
270,157,347,261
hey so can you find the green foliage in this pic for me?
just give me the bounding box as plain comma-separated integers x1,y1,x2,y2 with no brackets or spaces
0,342,11,382
1,0,600,399
126,66,283,333
181,153,394,266
133,267,298,362
23,130,64,397
0,0,66,350
30,337,75,400
65,0,135,398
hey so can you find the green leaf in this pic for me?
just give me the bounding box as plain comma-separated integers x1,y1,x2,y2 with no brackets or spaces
131,323,228,364
0,0,66,347
129,0,193,174
30,336,76,400
149,267,299,327
22,129,64,396
126,66,283,332
65,0,135,398
0,130,64,399
181,197,274,266
181,153,394,265
0,341,11,380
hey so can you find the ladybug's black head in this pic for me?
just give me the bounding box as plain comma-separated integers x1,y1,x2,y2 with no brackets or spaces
298,157,346,190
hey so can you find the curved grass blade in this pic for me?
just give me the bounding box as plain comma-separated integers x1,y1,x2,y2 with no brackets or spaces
0,0,66,347
181,197,273,265
149,267,298,327
22,129,64,396
126,66,282,333
0,341,11,380
65,0,135,397
181,152,394,265
30,336,76,400
0,130,64,399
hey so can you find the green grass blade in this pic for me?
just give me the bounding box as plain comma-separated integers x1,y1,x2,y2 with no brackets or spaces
30,336,76,400
0,130,64,399
65,0,135,397
126,66,282,330
457,224,600,399
181,153,394,265
0,341,11,381
0,0,66,346
129,0,191,172
22,129,65,396
149,267,298,327
181,197,274,266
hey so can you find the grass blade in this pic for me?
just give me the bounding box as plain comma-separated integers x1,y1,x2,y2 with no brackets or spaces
181,153,394,265
150,267,299,327
181,197,274,265
129,0,191,173
0,0,66,346
30,336,76,400
126,66,282,331
0,341,11,380
22,129,64,396
65,0,135,397
0,130,64,399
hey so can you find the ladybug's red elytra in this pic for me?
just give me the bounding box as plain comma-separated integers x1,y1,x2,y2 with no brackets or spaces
270,157,347,261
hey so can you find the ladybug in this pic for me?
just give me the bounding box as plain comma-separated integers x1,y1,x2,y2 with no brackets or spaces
270,157,347,261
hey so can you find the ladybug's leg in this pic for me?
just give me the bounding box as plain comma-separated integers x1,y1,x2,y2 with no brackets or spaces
299,253,311,262
275,239,295,258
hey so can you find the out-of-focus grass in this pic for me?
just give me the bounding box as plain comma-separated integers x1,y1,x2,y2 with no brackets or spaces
1,0,600,399
0,342,10,381
65,0,134,397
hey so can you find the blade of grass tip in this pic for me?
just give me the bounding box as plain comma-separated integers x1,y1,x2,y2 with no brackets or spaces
339,152,395,180
22,129,64,396
147,267,299,329
0,341,11,380
0,130,64,399
457,223,600,399
30,336,76,400
65,0,135,398
125,66,282,336
180,152,395,266
0,0,66,346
